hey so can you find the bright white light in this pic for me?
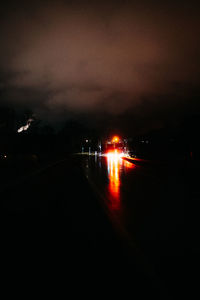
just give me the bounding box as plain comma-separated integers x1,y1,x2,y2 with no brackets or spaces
17,118,33,133
106,150,124,159
17,127,24,133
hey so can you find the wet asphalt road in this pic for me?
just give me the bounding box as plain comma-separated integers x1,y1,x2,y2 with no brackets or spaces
80,154,200,299
1,154,200,298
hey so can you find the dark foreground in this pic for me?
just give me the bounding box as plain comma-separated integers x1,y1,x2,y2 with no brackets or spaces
1,154,200,299
1,156,162,299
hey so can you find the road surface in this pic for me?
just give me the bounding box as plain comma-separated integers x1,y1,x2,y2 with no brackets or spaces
80,153,200,299
1,153,199,298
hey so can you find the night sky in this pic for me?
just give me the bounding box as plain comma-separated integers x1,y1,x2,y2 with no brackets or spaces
0,0,200,134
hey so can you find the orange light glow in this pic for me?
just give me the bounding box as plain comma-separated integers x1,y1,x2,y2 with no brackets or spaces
106,151,135,210
123,160,135,169
106,150,122,209
112,136,120,143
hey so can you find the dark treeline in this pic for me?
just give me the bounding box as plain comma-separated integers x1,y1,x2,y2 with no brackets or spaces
128,115,200,161
0,106,200,161
0,107,99,161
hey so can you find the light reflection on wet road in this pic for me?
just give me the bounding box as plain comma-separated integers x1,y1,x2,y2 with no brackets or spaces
106,153,134,210
81,152,187,299
81,152,185,275
82,153,142,237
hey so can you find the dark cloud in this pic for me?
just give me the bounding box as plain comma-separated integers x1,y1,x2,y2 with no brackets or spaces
0,0,200,131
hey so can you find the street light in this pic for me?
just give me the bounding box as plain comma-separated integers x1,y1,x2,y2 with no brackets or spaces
112,136,119,143
112,136,120,149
